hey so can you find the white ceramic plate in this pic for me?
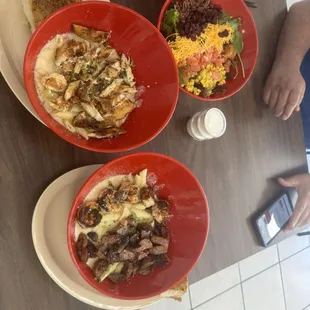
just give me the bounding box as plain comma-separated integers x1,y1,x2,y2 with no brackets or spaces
0,0,109,125
0,0,42,122
31,165,161,309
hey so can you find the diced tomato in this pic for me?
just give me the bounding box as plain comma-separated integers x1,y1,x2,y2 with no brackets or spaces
212,70,221,80
214,58,225,66
191,64,202,72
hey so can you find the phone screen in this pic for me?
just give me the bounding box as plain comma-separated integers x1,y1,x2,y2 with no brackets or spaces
256,193,293,246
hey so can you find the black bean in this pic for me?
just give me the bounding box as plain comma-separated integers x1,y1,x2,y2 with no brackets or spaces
175,0,222,39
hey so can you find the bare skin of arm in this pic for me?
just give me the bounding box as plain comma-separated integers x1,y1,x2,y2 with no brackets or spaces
263,1,310,120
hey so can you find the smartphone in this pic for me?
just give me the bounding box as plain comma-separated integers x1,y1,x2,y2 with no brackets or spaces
254,192,294,247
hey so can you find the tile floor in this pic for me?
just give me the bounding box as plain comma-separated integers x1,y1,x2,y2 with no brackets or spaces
147,229,310,310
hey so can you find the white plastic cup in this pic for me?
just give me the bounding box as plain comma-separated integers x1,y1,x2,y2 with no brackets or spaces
187,108,226,141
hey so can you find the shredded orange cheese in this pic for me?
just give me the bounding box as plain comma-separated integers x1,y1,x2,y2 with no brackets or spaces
168,23,233,66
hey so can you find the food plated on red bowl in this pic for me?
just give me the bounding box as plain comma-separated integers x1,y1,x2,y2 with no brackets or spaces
24,1,178,152
157,0,258,101
68,153,209,300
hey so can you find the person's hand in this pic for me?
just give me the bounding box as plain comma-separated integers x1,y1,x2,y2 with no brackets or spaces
263,63,305,120
278,174,310,231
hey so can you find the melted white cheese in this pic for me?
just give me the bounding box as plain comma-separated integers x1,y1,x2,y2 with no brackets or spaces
34,33,85,133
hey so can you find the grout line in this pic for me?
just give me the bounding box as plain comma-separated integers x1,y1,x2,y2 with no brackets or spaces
190,244,310,310
238,263,246,310
241,244,310,285
277,245,288,310
278,244,310,263
302,303,310,310
191,283,241,310
188,284,193,309
241,261,279,284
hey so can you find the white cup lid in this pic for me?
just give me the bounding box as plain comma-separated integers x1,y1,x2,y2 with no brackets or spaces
203,108,226,138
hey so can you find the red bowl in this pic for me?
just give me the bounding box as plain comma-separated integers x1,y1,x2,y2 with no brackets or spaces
157,0,258,101
24,2,179,153
68,152,209,300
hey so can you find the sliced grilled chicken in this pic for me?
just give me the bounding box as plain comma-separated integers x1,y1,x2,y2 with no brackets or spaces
88,127,126,139
81,102,104,122
100,78,123,97
49,96,73,111
55,40,88,66
112,100,135,120
72,24,111,43
64,80,80,101
72,112,99,129
41,73,67,92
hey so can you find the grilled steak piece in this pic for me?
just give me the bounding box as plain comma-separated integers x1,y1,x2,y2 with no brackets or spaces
119,249,135,261
108,273,127,284
153,254,170,267
139,256,155,275
87,231,98,243
151,236,169,248
132,239,153,253
101,234,120,245
87,241,98,258
93,259,109,280
150,246,168,255
76,233,88,262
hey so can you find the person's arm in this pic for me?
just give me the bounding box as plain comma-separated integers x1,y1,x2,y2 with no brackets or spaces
263,1,310,120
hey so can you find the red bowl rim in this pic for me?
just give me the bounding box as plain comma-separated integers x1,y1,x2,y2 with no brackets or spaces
23,1,179,153
156,0,259,102
67,152,210,300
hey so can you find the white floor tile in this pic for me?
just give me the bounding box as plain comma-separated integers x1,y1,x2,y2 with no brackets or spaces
281,247,310,310
194,285,244,310
190,264,240,308
239,245,278,281
146,290,191,310
242,264,285,310
278,234,310,261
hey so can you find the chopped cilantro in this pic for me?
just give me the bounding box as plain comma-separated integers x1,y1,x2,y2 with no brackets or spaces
178,69,185,86
162,5,180,36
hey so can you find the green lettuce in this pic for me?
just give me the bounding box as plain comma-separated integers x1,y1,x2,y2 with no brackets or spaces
162,5,180,36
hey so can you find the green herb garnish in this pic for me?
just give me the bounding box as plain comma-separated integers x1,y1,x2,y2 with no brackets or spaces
162,5,180,36
178,69,185,86
219,11,245,78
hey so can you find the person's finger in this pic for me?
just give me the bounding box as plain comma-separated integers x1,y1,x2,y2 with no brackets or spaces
295,205,310,228
295,105,300,112
285,194,309,231
278,176,300,188
299,212,310,228
297,84,306,108
282,90,300,120
274,90,291,117
263,80,272,104
269,89,280,109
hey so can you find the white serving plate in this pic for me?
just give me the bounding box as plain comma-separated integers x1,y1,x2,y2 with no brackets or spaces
0,0,109,125
31,165,161,309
